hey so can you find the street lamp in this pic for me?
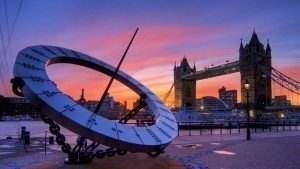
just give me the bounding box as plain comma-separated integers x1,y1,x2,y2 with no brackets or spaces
244,80,251,140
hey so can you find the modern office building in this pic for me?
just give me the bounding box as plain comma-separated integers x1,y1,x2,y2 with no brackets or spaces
218,86,237,109
77,89,125,120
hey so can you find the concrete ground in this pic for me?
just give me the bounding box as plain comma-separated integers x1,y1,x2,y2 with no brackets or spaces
166,131,300,169
1,131,299,169
26,153,184,169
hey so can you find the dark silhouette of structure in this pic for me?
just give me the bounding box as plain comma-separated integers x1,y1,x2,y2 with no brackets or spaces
239,31,272,109
77,89,87,105
0,95,40,120
218,86,237,109
174,31,272,110
174,57,196,108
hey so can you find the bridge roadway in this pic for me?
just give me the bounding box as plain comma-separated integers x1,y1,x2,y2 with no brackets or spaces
182,61,240,80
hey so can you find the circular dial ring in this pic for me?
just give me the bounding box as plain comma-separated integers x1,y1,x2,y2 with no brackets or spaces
13,45,178,152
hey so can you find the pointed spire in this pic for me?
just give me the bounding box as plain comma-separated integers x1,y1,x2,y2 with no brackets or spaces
193,62,196,70
249,29,260,45
240,38,244,49
180,55,191,71
78,88,86,105
266,38,271,54
80,89,84,99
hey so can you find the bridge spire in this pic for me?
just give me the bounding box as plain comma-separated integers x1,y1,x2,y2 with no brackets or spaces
249,29,260,45
266,38,271,55
239,38,244,55
240,38,244,49
193,62,196,72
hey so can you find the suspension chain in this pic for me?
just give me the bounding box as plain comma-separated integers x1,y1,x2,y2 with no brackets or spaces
41,93,162,164
41,115,128,164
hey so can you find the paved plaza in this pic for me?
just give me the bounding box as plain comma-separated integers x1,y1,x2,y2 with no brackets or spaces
167,131,300,169
0,131,299,169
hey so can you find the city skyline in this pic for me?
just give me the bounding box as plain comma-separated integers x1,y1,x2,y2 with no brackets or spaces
0,1,300,106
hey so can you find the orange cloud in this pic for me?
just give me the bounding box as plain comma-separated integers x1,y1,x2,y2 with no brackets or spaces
6,23,298,108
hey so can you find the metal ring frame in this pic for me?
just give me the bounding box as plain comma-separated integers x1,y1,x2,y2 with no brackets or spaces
12,45,178,153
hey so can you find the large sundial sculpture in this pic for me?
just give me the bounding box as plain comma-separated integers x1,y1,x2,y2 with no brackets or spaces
11,29,178,164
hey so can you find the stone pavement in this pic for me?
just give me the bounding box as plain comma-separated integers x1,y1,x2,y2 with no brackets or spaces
26,153,184,169
0,131,299,169
165,131,300,169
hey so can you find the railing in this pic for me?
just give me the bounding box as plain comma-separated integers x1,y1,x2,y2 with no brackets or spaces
177,120,299,136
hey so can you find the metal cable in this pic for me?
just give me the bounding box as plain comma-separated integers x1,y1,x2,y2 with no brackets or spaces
0,0,24,96
6,0,23,79
3,0,12,77
0,25,10,96
162,83,174,103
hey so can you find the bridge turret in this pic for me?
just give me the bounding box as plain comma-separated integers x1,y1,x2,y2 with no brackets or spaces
247,31,266,54
179,57,192,74
174,57,196,109
249,31,260,45
240,31,272,110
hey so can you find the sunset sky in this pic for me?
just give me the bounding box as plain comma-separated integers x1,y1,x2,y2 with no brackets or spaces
0,0,300,107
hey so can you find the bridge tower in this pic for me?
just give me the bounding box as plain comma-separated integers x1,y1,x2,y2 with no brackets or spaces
174,57,196,109
239,31,272,109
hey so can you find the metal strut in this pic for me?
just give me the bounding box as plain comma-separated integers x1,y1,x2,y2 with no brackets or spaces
94,28,139,114
119,94,147,124
162,83,174,103
66,28,139,163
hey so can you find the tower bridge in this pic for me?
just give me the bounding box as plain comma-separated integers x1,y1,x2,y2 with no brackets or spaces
181,60,240,80
172,31,299,110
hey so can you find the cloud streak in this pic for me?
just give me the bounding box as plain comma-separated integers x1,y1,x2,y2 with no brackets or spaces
1,1,300,106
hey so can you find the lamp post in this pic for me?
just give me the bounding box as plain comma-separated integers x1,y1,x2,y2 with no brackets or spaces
244,80,251,140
